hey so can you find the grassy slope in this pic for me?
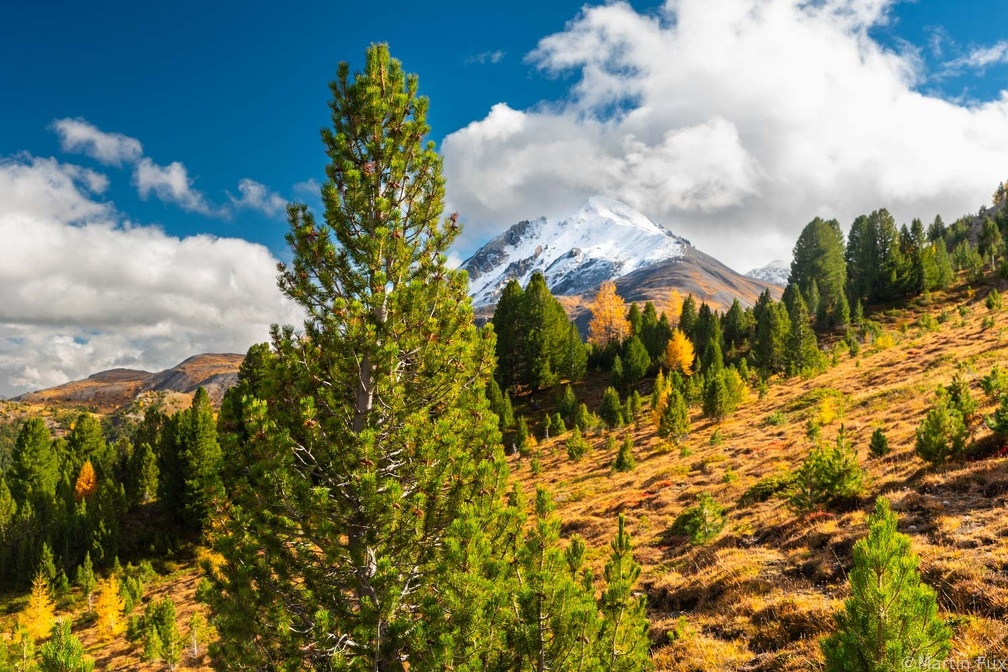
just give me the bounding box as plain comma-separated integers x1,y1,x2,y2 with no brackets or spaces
3,283,1007,670
520,282,1008,670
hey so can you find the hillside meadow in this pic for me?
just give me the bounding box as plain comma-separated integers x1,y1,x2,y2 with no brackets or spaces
2,279,1006,670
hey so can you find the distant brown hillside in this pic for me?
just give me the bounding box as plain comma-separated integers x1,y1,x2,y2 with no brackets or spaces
12,353,243,414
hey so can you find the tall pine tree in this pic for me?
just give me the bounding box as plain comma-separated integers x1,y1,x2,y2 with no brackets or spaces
202,45,511,670
790,217,849,328
11,418,58,507
492,279,526,391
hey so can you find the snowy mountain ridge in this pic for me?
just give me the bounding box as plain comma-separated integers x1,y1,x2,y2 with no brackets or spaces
462,196,691,307
745,259,791,287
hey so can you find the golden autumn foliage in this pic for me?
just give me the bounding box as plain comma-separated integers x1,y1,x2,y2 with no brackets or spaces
94,575,125,641
19,571,55,641
666,289,684,325
74,460,98,503
664,329,695,376
588,281,631,348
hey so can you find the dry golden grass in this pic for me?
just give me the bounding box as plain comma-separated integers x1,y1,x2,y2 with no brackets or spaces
512,281,1008,669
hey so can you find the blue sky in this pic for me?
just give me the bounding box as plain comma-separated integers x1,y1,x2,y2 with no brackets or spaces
0,0,614,255
2,0,1008,394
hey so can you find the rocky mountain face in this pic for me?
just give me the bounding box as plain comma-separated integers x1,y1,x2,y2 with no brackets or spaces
745,259,791,287
462,196,781,319
462,196,691,308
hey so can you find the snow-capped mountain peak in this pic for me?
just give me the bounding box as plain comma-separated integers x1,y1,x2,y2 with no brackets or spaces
745,259,791,287
461,197,690,307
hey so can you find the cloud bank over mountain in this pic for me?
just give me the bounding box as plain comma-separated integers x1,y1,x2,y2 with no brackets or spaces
442,0,1008,271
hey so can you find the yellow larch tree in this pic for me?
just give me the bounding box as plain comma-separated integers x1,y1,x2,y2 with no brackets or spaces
94,575,125,641
664,329,695,376
19,571,56,641
74,460,98,503
666,288,684,326
588,280,631,348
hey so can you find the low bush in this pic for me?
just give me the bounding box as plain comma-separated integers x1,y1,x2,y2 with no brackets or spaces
790,427,863,511
671,493,725,545
566,427,591,461
613,434,636,472
869,427,890,458
986,288,1003,311
739,469,797,506
915,391,968,465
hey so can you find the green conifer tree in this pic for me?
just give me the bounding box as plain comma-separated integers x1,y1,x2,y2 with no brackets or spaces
702,373,730,422
791,217,850,327
639,302,671,363
552,413,567,435
611,353,625,389
515,416,531,457
202,45,511,670
177,387,222,531
678,294,697,335
508,488,601,670
791,427,864,511
658,388,690,443
597,514,649,671
558,384,578,427
492,280,526,391
128,442,159,507
148,597,182,671
628,390,642,426
485,377,514,434
613,434,636,473
753,293,791,375
599,387,625,429
986,393,1008,443
868,427,889,458
979,217,1003,269
821,498,951,672
143,626,164,664
37,542,57,585
622,336,650,386
66,414,113,480
722,298,753,353
566,427,591,461
785,289,821,377
38,619,94,672
915,391,968,465
627,302,642,337
11,418,58,506
75,552,96,613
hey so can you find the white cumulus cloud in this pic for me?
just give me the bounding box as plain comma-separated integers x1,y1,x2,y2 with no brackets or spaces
230,178,288,217
443,0,1008,271
0,154,302,397
945,40,1008,73
51,118,143,166
134,157,221,216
